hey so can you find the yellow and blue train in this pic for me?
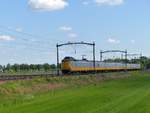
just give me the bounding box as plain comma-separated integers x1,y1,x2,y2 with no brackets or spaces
61,57,141,74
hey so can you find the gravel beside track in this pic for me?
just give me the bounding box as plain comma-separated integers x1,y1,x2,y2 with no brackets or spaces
0,74,55,81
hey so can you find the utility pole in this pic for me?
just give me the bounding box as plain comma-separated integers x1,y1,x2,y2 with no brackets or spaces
100,50,103,61
56,44,59,75
93,42,96,73
125,50,128,71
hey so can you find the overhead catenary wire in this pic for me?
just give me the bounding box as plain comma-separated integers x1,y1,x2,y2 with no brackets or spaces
0,28,57,51
0,27,58,64
0,25,63,46
0,25,97,64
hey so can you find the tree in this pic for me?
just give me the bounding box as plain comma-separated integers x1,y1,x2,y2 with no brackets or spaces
50,64,56,69
0,65,3,72
6,63,11,71
11,64,20,72
43,63,50,72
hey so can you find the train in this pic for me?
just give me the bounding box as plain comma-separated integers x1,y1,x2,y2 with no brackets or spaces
61,57,141,74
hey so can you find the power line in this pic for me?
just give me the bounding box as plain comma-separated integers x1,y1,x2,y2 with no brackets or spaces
0,28,56,50
0,25,63,44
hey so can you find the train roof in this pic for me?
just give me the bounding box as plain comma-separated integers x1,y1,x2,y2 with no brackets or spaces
63,57,76,60
63,57,105,62
62,57,141,64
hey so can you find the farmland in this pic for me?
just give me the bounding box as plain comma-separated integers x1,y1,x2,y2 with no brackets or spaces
0,71,150,113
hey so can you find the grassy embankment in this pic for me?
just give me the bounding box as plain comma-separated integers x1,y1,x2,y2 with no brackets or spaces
0,71,150,113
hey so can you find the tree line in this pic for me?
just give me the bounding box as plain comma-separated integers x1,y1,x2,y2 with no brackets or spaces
0,63,57,73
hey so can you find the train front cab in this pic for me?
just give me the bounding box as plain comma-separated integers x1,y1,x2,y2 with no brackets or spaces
61,57,74,74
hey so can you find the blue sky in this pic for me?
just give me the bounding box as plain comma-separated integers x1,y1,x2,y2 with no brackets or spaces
0,0,150,65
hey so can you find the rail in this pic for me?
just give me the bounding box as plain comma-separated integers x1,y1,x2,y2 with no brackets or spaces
0,73,56,81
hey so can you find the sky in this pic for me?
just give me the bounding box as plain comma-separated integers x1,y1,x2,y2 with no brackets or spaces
0,0,150,65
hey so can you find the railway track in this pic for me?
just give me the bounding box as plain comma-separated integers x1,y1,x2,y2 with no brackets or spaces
0,71,131,81
0,74,56,81
0,72,94,81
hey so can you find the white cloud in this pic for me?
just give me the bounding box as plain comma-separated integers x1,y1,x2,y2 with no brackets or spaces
0,35,15,41
107,38,120,44
68,33,78,38
59,25,78,38
131,40,135,44
15,27,23,32
95,0,124,6
59,26,72,32
28,0,68,11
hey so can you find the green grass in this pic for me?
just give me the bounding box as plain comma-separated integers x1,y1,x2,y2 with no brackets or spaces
1,71,150,113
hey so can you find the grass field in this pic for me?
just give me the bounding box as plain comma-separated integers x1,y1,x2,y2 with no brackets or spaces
0,71,150,113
